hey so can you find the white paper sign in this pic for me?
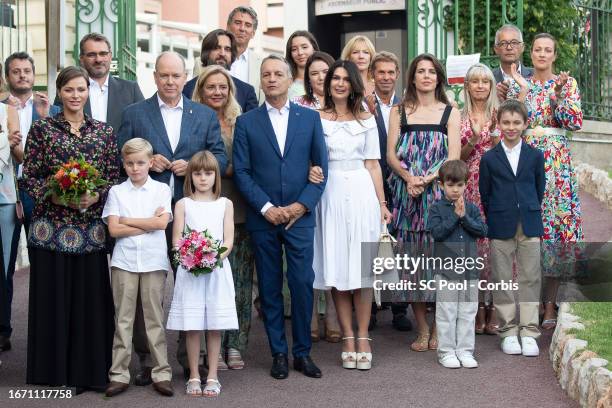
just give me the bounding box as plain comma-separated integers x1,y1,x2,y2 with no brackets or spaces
315,0,405,16
446,54,481,85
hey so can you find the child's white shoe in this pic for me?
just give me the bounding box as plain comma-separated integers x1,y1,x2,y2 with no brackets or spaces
457,353,478,368
501,336,522,355
521,337,539,357
439,354,461,369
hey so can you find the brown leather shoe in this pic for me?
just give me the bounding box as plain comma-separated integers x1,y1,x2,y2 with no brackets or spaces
105,381,129,397
153,380,174,396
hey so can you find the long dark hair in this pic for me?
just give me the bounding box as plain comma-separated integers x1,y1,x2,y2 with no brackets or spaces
200,29,237,68
303,51,334,105
285,30,320,78
402,53,449,112
322,59,365,120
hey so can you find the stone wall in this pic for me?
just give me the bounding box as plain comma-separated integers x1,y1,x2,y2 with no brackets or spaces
575,162,612,211
571,120,612,171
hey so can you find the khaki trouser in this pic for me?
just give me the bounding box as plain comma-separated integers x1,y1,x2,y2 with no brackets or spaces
109,268,171,384
490,224,541,339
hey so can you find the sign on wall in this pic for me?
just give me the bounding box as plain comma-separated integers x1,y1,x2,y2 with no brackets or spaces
314,0,405,16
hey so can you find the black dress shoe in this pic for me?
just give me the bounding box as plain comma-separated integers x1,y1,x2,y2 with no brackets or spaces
368,314,377,331
293,356,322,378
392,313,413,332
134,366,152,386
0,336,11,351
270,353,288,379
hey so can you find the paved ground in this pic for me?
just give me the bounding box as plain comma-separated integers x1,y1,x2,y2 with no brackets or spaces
0,191,608,408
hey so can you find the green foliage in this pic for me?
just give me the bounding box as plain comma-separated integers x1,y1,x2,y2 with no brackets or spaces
447,1,580,72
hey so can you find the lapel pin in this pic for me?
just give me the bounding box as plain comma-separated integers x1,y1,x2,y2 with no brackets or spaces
190,109,193,114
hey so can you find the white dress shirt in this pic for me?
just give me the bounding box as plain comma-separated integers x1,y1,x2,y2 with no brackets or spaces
89,75,109,123
230,49,249,83
157,94,184,193
375,91,395,134
260,100,291,215
501,139,522,176
102,177,173,273
501,63,522,82
14,94,33,178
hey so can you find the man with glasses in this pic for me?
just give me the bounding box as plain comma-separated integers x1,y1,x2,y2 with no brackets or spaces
492,24,533,100
55,33,144,132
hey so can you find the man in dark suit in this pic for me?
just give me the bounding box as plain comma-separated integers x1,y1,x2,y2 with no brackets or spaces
367,51,412,332
183,29,258,113
233,55,328,380
479,100,545,358
1,52,61,353
492,24,534,100
117,51,226,388
54,33,144,133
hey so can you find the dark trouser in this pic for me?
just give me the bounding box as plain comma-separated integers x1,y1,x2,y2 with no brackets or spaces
251,226,314,358
0,198,24,339
371,302,409,316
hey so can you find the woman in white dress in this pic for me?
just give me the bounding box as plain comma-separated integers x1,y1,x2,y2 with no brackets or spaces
311,60,391,370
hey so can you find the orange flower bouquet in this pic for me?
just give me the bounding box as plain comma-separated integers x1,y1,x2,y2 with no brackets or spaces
44,156,107,212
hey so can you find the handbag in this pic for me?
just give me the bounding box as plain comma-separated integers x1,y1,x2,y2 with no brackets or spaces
375,223,398,307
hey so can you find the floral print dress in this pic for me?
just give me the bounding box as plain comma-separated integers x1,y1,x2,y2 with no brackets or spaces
508,76,584,277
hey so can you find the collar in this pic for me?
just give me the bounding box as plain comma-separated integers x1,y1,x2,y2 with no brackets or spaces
157,94,184,110
265,100,290,114
440,195,455,206
501,139,522,154
236,49,249,63
10,94,33,109
89,75,109,89
375,91,395,107
127,175,153,191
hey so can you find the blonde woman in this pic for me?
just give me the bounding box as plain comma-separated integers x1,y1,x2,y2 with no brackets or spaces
341,35,376,96
193,65,254,370
460,63,500,335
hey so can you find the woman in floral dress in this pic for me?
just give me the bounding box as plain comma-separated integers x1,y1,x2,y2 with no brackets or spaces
507,33,583,329
460,63,500,334
387,54,461,352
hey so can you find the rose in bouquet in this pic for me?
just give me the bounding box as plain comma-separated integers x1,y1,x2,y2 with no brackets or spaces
44,156,107,212
173,226,227,276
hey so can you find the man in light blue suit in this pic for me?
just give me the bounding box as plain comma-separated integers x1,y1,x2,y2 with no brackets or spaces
233,55,328,380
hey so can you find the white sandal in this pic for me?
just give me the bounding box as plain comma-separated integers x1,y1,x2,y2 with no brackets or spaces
203,379,221,398
356,337,373,370
185,378,202,397
341,336,357,369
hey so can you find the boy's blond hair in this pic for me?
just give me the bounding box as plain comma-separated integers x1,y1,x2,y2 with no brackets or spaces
121,138,154,158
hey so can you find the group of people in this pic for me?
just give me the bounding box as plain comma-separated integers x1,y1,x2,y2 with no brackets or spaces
0,4,584,399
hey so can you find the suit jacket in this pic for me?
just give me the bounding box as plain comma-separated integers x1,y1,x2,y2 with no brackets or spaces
182,74,258,113
479,141,545,239
233,102,328,231
492,62,534,83
0,98,61,121
374,93,400,200
54,75,144,133
117,94,227,199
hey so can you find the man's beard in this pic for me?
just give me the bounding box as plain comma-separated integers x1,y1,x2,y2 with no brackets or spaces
207,58,229,69
9,82,32,96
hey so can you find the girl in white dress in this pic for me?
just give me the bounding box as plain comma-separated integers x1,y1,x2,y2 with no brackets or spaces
310,60,392,370
166,151,237,397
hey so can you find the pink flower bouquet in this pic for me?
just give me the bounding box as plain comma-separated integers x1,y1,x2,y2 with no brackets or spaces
173,226,227,276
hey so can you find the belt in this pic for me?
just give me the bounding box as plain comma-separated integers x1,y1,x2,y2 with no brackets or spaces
524,126,567,137
328,160,365,171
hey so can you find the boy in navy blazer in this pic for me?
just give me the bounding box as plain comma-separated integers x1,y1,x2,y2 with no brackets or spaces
479,100,545,357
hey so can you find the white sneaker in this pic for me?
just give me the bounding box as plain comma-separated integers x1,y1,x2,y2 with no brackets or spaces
501,336,522,355
457,354,479,368
521,337,540,357
439,354,461,369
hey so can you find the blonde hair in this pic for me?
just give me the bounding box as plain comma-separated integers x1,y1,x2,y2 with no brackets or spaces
462,63,498,122
341,35,376,76
121,137,153,158
183,150,222,199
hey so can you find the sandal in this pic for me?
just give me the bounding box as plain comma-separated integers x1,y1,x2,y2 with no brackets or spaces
325,329,342,343
410,330,430,352
542,319,557,330
428,327,438,350
217,352,228,370
341,336,356,369
203,379,221,398
185,378,202,397
227,348,245,370
356,337,372,370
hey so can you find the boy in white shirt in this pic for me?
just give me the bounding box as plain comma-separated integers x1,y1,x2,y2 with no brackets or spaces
102,138,174,397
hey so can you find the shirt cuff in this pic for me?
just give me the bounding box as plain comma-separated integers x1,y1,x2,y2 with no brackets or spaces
261,202,273,216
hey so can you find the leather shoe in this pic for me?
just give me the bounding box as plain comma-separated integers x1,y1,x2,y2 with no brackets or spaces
152,380,174,396
105,381,129,397
293,356,322,378
133,366,152,386
0,335,11,351
392,313,413,331
270,353,288,379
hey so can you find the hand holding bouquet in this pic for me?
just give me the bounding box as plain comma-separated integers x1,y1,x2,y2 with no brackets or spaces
45,156,107,212
173,226,227,276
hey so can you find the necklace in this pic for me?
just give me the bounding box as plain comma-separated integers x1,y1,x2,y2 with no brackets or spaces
66,118,84,135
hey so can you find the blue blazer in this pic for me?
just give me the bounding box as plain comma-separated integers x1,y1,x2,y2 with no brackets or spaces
0,98,61,121
183,74,258,113
233,102,328,231
479,141,545,239
374,94,399,200
117,94,227,199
